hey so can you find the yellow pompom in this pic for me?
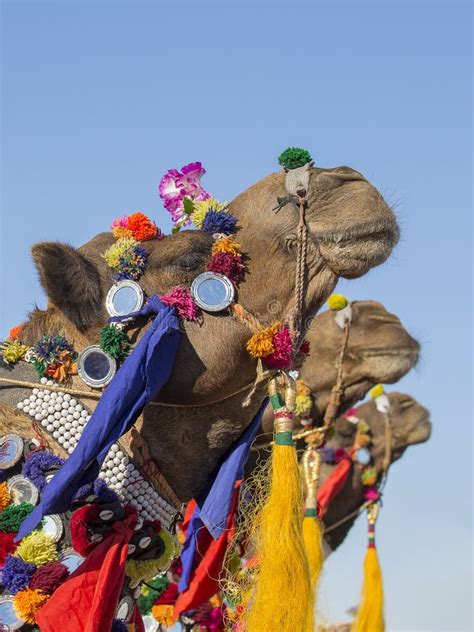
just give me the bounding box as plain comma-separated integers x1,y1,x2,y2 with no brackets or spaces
126,529,179,581
361,467,377,486
295,393,313,417
151,604,175,627
15,531,58,566
0,482,11,511
1,340,29,364
13,588,48,624
246,322,280,359
327,294,348,311
192,197,227,228
112,226,133,239
211,236,241,256
103,237,138,269
296,379,312,396
369,384,385,399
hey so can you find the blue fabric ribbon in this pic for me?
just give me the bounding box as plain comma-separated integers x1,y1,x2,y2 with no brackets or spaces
179,397,268,591
17,296,181,541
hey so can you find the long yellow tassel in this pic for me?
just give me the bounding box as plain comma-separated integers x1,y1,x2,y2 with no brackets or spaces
302,445,324,591
352,504,385,632
243,375,313,632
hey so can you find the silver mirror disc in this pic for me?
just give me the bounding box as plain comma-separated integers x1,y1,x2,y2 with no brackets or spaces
106,280,144,318
0,435,24,470
59,549,84,573
7,475,39,506
191,272,235,312
0,596,25,630
41,514,64,542
77,345,116,389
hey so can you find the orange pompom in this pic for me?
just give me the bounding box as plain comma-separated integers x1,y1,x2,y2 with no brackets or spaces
9,325,23,340
112,226,133,239
0,482,11,511
211,236,241,256
13,588,48,624
127,212,158,241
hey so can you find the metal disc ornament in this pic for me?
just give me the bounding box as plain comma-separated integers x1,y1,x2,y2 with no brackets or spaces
7,475,39,506
77,345,116,388
116,595,134,622
41,514,64,543
59,549,85,574
0,596,24,631
0,434,24,470
191,272,235,312
106,280,144,318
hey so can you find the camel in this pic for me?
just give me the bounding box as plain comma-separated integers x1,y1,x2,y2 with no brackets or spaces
321,393,431,552
255,299,420,445
4,164,399,505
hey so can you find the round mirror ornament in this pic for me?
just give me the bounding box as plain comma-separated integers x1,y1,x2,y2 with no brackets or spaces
106,280,144,318
77,345,116,389
0,435,24,470
190,272,235,312
7,475,39,506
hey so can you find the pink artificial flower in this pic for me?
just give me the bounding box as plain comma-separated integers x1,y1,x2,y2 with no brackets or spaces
363,487,380,502
111,215,128,229
158,162,209,225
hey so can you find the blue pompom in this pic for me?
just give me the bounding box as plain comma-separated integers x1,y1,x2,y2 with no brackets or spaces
22,451,64,491
201,211,237,235
2,555,36,594
111,619,128,632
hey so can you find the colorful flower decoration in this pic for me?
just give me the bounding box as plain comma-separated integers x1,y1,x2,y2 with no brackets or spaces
161,286,198,322
103,237,148,281
1,339,29,364
159,162,209,226
32,335,77,383
278,147,313,170
99,324,132,360
192,198,228,229
111,212,163,241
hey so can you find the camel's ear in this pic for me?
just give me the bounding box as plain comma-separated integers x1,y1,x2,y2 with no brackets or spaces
32,242,103,331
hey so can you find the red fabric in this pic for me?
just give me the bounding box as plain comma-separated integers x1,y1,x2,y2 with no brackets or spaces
36,508,137,632
132,606,145,632
155,582,179,605
0,532,17,567
317,453,353,516
181,500,198,533
174,482,241,617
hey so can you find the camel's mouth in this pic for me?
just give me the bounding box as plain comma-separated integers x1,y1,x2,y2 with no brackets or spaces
359,345,420,365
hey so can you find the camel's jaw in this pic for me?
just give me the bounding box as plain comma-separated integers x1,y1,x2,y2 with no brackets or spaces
356,342,420,384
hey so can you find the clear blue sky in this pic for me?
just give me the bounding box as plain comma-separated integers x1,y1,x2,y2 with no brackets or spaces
1,2,472,630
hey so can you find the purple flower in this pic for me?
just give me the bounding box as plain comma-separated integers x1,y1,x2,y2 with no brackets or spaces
159,162,209,225
2,555,36,594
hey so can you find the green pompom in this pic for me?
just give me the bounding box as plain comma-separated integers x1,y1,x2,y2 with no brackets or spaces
278,147,313,170
138,575,169,614
0,502,34,533
99,325,131,360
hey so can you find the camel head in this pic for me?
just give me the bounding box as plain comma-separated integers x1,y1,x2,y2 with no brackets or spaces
300,300,420,423
322,392,431,550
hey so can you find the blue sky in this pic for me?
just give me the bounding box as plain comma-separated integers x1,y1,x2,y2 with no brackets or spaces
1,2,472,630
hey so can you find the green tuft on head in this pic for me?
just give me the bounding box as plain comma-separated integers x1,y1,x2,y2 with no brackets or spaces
278,147,313,170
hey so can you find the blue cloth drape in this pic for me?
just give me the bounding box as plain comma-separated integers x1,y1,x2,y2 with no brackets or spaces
17,296,181,540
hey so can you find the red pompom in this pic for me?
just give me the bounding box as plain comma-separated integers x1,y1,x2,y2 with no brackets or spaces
207,252,245,285
0,532,17,568
29,561,69,594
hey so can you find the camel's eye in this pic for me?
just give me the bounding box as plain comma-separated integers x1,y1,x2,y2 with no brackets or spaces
172,251,207,271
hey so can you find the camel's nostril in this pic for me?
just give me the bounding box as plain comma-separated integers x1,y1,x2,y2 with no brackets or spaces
296,187,306,198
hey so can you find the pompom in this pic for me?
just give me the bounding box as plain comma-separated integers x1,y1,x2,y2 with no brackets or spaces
138,575,169,615
103,237,147,281
22,451,64,492
2,554,36,593
9,324,24,340
126,212,160,241
16,531,58,566
126,529,179,581
322,447,336,465
32,335,77,382
334,448,348,464
1,339,28,364
0,502,34,533
111,620,128,632
13,588,48,625
0,531,17,567
327,294,348,311
369,384,385,399
29,561,69,594
161,286,198,321
264,326,293,369
73,478,119,504
0,481,11,511
299,338,311,357
207,252,245,285
363,487,381,502
211,236,241,257
70,504,102,556
278,147,312,170
192,198,228,228
246,322,280,359
295,393,312,417
201,209,237,235
151,604,175,628
361,467,378,486
99,324,131,360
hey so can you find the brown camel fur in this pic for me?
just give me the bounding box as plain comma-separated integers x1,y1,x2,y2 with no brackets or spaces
5,165,399,501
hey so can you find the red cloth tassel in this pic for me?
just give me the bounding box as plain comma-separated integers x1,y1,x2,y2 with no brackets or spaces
131,605,145,632
36,508,137,632
317,452,353,517
173,482,241,618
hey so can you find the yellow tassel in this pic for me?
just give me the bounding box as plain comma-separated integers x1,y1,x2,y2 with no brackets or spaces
302,512,324,588
352,505,385,632
243,376,314,632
